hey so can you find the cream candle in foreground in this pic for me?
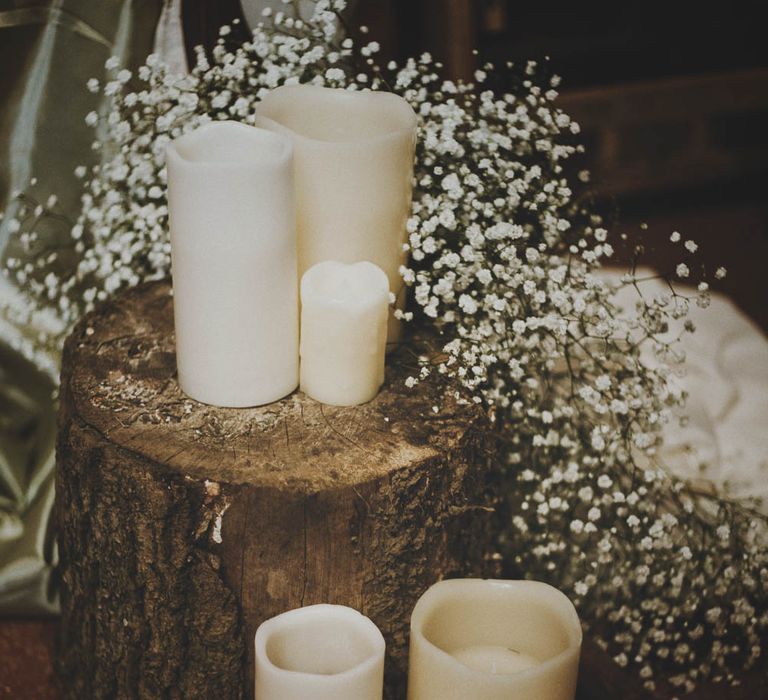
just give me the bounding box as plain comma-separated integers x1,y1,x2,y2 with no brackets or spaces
166,121,298,407
254,84,417,341
254,604,385,700
300,260,389,406
408,579,582,700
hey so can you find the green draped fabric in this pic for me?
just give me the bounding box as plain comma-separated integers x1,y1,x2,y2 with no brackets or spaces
0,0,163,615
0,339,56,614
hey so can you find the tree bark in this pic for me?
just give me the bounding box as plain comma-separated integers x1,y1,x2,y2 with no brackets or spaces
56,280,496,700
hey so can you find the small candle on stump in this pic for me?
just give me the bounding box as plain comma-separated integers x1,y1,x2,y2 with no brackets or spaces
300,260,389,406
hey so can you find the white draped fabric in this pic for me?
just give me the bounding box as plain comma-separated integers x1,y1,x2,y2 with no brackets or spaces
152,0,187,75
606,269,768,513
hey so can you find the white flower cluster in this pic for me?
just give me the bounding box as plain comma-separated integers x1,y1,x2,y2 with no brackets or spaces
394,50,766,693
1,1,765,692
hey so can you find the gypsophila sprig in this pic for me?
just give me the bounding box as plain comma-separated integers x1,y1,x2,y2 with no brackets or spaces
1,1,765,692
394,50,766,693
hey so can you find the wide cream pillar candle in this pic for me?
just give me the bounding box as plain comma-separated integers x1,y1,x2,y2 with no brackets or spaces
408,579,582,700
254,604,385,700
254,84,417,342
300,260,389,406
166,120,298,407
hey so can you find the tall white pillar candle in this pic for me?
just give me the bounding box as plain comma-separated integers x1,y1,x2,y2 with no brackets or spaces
408,579,582,700
254,85,417,342
300,260,389,406
166,120,299,407
254,604,385,700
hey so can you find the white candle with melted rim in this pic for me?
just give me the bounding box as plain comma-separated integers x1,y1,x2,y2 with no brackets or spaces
254,84,416,343
254,604,385,700
300,260,389,406
408,579,582,700
166,120,299,407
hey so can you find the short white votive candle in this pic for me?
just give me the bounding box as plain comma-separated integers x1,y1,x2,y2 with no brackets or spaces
166,121,299,407
408,579,582,700
300,260,389,406
255,84,417,342
254,604,385,700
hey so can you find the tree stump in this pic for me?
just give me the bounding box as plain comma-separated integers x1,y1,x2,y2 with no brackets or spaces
56,281,496,700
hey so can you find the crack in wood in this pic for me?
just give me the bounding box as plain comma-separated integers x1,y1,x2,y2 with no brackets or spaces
300,495,308,608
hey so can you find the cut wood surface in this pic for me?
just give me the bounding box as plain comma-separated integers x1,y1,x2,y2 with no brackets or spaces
55,280,495,699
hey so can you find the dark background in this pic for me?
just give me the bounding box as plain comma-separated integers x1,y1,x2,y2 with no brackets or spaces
350,0,768,332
